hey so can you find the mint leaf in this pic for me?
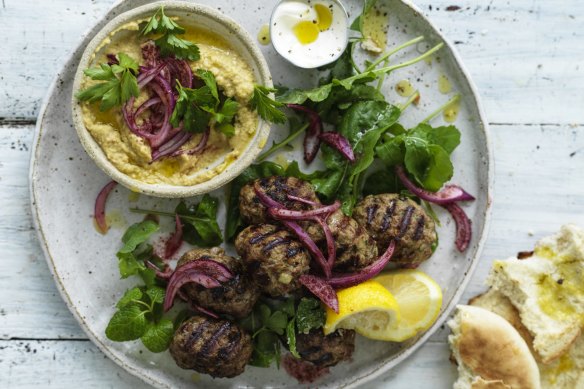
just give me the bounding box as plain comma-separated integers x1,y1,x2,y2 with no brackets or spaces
146,286,166,305
296,298,325,334
116,287,143,309
141,319,174,353
119,221,159,254
117,251,146,279
105,305,148,341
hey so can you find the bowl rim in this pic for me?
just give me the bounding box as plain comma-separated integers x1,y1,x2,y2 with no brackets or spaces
71,0,273,198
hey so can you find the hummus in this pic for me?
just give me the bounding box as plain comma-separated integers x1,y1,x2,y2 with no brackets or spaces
79,21,259,186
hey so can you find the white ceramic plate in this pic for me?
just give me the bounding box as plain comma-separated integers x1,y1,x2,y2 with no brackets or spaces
30,0,493,388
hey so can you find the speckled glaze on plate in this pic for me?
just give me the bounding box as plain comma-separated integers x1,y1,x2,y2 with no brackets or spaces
30,0,493,388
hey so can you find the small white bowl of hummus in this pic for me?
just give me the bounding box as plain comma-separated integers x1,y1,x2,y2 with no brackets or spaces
72,1,273,198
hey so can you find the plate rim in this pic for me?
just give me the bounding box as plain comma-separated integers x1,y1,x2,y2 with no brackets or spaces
29,0,494,388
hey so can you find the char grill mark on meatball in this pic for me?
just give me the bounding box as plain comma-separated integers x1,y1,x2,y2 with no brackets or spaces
295,329,356,368
413,214,427,240
398,205,415,237
170,316,252,378
379,200,397,232
177,248,260,318
353,194,437,266
305,209,379,272
239,176,320,225
235,224,310,297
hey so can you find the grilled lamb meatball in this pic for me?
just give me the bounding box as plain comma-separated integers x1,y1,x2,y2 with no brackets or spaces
177,248,260,318
235,224,310,296
353,194,437,266
306,209,378,271
295,329,356,367
170,315,252,378
239,176,320,225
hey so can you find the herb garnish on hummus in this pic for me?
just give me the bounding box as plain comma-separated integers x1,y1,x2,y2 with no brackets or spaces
75,6,277,186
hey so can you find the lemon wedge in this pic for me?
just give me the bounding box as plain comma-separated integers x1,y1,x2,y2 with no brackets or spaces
324,280,402,340
373,270,443,341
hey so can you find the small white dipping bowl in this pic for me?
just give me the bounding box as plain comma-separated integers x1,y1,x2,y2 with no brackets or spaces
71,1,272,198
270,0,349,68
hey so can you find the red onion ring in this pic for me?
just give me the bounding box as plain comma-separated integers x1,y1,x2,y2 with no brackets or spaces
286,194,320,206
171,127,210,157
442,202,472,252
313,216,336,268
319,132,355,162
164,214,183,259
145,260,173,280
94,181,117,234
328,240,396,289
253,182,332,278
267,200,341,220
163,273,221,312
151,131,192,162
287,104,323,163
395,165,475,205
163,260,234,312
299,274,339,313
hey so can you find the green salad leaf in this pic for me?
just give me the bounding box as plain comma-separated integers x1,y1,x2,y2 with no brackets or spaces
175,194,223,247
350,0,379,33
75,53,139,111
376,123,461,192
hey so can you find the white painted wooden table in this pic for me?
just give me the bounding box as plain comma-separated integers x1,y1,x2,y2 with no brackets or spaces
1,0,583,387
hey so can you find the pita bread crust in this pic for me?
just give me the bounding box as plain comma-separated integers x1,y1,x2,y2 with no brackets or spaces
457,305,540,389
469,289,537,361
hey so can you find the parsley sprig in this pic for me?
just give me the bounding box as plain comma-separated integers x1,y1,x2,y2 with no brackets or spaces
250,85,287,124
170,69,240,135
142,6,200,61
75,53,139,111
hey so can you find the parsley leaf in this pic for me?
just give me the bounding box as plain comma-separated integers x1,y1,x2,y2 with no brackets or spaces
171,73,240,135
142,6,200,61
250,85,287,124
141,6,185,36
155,34,200,61
75,53,139,111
